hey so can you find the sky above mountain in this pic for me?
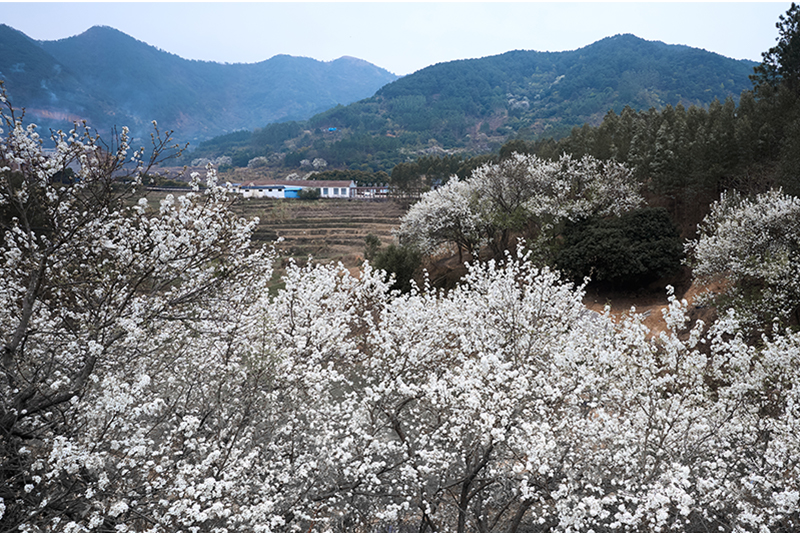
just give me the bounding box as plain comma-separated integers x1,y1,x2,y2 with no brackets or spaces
1,2,789,76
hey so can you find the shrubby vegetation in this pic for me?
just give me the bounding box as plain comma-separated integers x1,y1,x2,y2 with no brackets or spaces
363,234,422,293
298,187,321,200
555,207,683,287
370,243,422,293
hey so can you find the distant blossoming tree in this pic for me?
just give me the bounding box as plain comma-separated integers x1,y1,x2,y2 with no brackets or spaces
686,188,800,332
397,152,643,261
395,176,482,260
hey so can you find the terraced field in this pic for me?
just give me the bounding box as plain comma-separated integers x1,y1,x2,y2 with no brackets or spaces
233,197,410,267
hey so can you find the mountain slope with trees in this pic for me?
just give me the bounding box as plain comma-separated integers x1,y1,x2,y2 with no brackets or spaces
187,34,757,175
362,33,754,141
0,24,398,143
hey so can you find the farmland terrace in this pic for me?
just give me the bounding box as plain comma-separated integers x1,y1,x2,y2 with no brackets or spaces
233,197,409,267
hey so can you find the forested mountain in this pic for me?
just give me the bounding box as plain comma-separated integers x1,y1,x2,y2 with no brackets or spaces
316,34,755,145
189,34,757,173
0,24,398,142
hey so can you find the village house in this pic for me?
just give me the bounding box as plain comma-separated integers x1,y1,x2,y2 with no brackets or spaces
233,180,356,199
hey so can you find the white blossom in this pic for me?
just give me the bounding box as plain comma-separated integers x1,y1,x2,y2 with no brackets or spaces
2,90,798,533
398,152,642,260
686,188,800,331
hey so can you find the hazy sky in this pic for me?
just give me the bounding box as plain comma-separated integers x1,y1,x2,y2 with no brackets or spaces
0,2,791,76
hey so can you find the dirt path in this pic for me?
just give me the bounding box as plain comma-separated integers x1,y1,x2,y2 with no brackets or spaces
583,279,719,336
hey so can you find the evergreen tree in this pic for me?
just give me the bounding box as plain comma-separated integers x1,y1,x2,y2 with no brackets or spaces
751,2,800,95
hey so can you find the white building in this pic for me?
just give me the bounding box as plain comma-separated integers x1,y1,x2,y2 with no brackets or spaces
235,184,286,198
235,180,356,199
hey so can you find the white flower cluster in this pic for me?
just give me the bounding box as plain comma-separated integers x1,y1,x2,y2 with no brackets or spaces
397,152,643,259
191,155,232,168
395,176,482,257
247,156,270,169
687,188,800,331
2,98,799,532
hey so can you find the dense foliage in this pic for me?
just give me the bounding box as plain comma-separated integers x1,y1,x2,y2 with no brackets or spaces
751,2,800,95
554,207,683,287
371,34,753,142
369,243,422,293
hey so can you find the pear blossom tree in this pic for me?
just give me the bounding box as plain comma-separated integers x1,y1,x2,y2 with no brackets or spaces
395,176,483,261
0,91,286,532
257,250,800,533
470,152,643,256
238,247,800,533
397,152,643,261
685,188,800,332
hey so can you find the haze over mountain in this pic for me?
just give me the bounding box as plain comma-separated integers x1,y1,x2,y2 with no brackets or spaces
0,24,398,143
1,23,758,167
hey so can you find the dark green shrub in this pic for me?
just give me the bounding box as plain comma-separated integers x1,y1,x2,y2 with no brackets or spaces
298,187,321,200
554,207,683,288
372,244,422,293
364,234,382,262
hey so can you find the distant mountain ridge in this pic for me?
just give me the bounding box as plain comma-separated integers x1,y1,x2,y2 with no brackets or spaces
0,24,398,143
310,33,758,148
185,34,759,174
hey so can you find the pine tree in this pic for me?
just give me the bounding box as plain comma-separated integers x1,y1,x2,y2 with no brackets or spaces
751,2,800,95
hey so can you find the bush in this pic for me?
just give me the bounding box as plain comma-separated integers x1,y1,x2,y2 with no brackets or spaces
364,233,382,261
298,187,321,200
372,244,422,293
554,207,683,288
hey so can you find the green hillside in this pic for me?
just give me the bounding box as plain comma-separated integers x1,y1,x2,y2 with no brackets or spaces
312,34,756,145
188,34,757,175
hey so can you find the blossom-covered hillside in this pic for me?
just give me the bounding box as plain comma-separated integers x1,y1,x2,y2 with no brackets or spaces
2,90,799,532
